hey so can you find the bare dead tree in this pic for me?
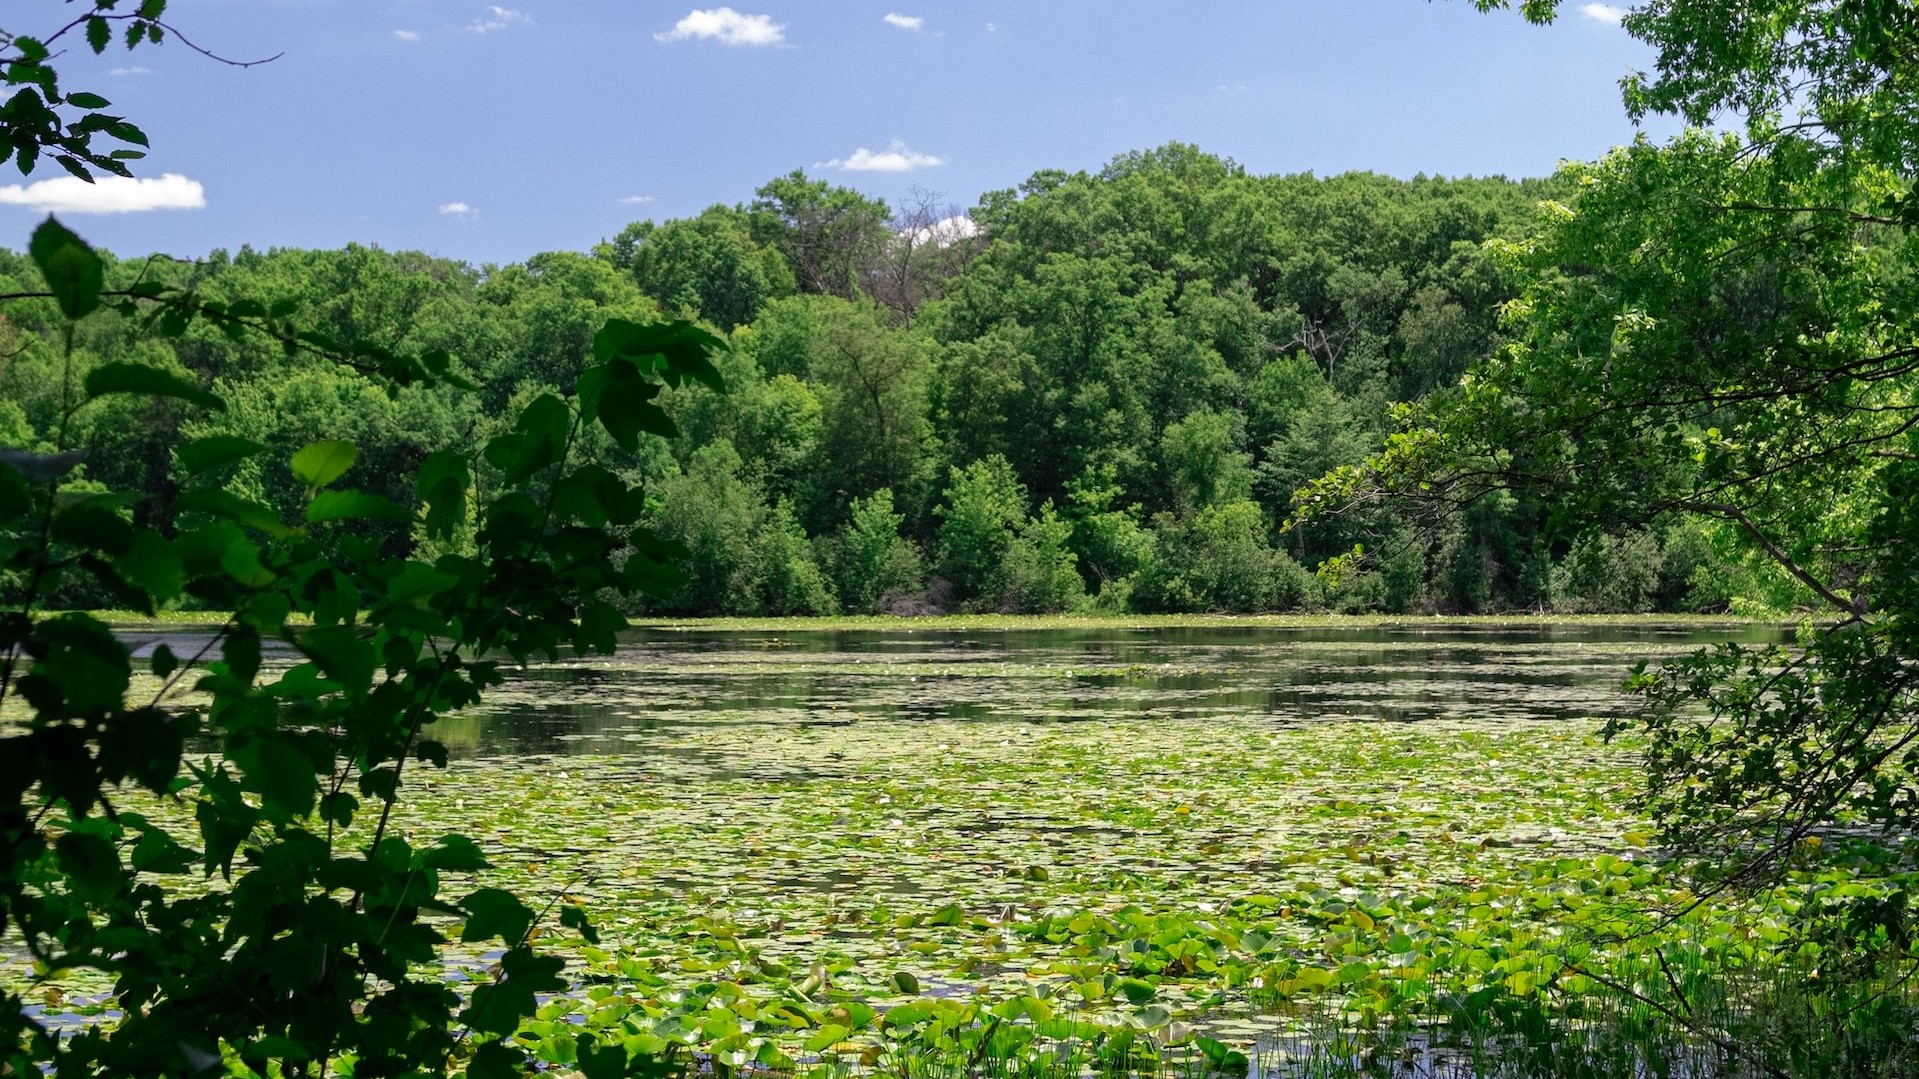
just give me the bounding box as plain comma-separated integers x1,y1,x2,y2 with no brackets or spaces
869,187,986,321
1288,316,1357,381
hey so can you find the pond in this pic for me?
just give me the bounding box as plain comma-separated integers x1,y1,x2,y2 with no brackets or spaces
384,621,1781,1028
62,618,1803,1073
429,619,1785,763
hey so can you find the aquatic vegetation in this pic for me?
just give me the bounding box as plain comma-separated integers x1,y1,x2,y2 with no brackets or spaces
22,622,1910,1077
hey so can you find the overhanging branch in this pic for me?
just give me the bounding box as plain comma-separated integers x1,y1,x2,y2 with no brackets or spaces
1694,501,1867,616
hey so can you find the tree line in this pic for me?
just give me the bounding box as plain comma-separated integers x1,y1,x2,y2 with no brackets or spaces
0,146,1811,616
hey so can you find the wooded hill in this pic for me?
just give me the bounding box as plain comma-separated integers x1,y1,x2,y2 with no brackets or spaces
0,144,1803,616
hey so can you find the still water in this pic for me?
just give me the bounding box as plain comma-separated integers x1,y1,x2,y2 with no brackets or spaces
439,620,1784,760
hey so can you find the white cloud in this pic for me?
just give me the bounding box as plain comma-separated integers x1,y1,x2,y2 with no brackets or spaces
820,139,944,173
1579,3,1628,23
883,13,924,31
905,215,978,248
438,201,476,218
985,22,996,31
109,65,151,76
393,29,422,42
467,6,530,34
617,195,656,205
655,8,785,46
0,172,203,214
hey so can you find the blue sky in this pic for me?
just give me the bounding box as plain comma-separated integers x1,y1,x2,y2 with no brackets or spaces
3,1,1673,265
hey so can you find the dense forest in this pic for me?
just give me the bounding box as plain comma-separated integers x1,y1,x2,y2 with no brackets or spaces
0,145,1806,616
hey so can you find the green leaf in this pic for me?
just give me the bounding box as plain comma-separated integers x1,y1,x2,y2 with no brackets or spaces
51,494,133,555
176,435,266,474
461,888,535,944
56,832,122,899
576,1033,633,1079
888,971,920,995
1197,1037,1249,1076
318,792,358,828
592,318,726,391
415,740,449,769
84,362,222,411
107,120,148,147
622,534,690,598
232,732,323,819
172,489,288,536
85,16,110,53
129,823,196,874
804,1025,850,1053
66,91,110,109
382,561,458,604
559,902,600,945
594,360,675,451
114,529,183,600
290,440,356,487
483,394,571,482
574,601,626,656
464,948,565,1035
306,489,411,524
416,450,469,540
423,834,491,872
29,216,104,320
0,461,29,522
294,625,375,696
29,615,130,714
883,1002,934,1029
466,1043,527,1079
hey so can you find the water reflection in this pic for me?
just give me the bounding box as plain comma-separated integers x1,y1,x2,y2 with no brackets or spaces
431,621,1784,760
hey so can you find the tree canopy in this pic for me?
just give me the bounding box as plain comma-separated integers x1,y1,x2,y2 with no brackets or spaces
1290,0,1919,883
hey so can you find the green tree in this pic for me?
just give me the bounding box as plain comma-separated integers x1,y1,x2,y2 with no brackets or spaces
997,502,1086,614
1136,501,1314,613
749,171,893,301
1306,0,1919,884
600,206,793,329
667,336,822,504
1159,408,1253,512
804,299,934,524
936,455,1027,605
927,326,1051,474
651,441,835,616
1064,464,1154,598
1549,530,1664,614
824,488,925,614
1,216,721,1076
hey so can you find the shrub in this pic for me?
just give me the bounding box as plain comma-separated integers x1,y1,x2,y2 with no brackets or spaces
824,488,925,613
936,455,1025,603
1550,530,1663,613
1134,501,1315,612
996,501,1086,613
